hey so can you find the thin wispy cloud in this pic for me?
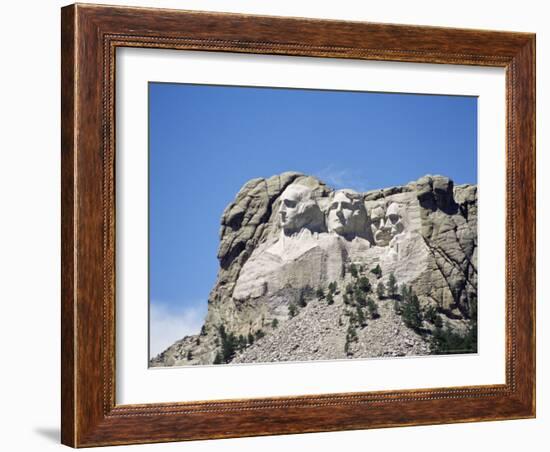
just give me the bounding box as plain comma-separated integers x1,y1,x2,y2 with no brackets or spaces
314,165,370,193
149,301,207,358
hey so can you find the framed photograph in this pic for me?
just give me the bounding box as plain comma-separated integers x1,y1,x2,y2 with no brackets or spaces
61,3,535,447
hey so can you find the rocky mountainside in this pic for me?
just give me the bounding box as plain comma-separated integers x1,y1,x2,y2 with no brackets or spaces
151,172,477,367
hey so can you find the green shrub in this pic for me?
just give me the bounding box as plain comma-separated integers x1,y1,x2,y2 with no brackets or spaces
386,273,398,298
400,284,409,301
220,329,237,363
326,291,334,305
370,264,382,279
467,293,478,319
367,298,379,319
213,324,240,364
354,288,366,307
424,305,438,324
376,281,385,299
432,321,477,355
350,263,358,279
298,291,307,307
288,302,298,318
271,318,279,328
316,287,325,300
346,324,358,354
328,281,338,294
238,334,247,349
402,293,422,331
357,276,372,293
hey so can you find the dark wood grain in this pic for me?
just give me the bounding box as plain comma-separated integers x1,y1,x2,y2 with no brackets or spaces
60,5,76,447
61,3,536,447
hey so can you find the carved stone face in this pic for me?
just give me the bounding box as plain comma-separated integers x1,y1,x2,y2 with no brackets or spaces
370,202,405,246
278,184,324,235
326,190,367,238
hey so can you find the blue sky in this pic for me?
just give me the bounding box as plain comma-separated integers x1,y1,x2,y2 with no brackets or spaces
148,82,477,355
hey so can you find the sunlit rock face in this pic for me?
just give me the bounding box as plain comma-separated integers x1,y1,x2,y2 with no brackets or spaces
326,189,372,241
278,184,325,236
151,173,477,367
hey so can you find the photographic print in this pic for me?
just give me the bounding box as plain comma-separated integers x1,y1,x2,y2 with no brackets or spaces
148,83,478,367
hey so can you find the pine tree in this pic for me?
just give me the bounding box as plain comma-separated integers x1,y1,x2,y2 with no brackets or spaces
467,293,478,319
213,352,223,364
288,302,298,318
343,293,351,305
350,263,358,279
424,305,438,324
316,286,325,300
402,293,422,331
367,297,379,319
326,291,334,305
271,318,279,328
400,283,408,301
238,334,246,350
187,350,193,361
376,281,385,299
387,272,398,298
357,276,372,293
220,330,237,363
354,287,367,307
347,324,358,342
298,291,307,307
370,264,382,279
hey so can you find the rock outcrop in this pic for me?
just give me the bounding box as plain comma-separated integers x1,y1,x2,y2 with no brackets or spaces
151,173,477,367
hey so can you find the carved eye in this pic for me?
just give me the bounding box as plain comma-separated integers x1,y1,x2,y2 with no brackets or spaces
341,202,353,210
388,214,399,224
284,199,297,208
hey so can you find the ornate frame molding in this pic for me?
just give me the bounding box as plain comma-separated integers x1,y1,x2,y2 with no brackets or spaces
61,4,535,447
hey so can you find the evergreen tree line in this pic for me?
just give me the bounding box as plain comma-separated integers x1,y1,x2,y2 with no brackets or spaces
213,324,265,364
343,263,384,355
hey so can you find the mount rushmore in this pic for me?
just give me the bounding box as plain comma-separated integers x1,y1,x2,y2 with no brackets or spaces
151,172,478,366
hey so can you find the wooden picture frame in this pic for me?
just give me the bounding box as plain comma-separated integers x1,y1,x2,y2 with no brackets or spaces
61,3,535,447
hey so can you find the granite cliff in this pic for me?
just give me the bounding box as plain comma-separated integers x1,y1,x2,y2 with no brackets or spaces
151,172,477,366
